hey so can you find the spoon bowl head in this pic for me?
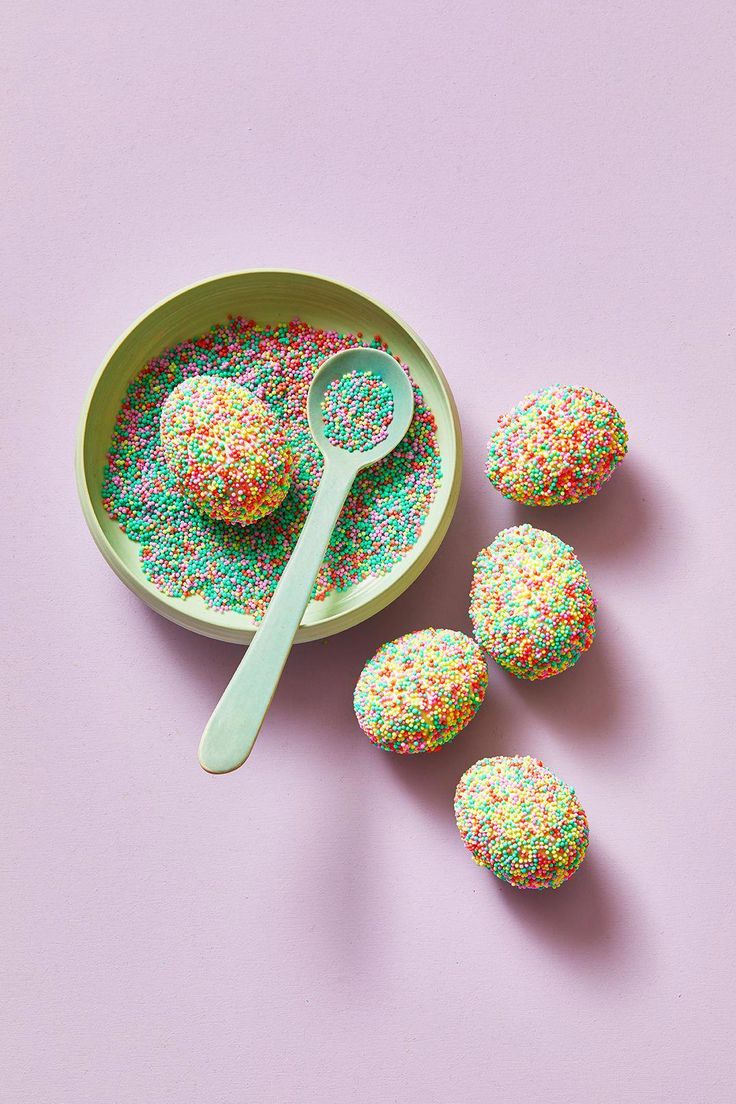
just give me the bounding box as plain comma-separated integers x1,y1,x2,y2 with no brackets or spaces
307,347,415,472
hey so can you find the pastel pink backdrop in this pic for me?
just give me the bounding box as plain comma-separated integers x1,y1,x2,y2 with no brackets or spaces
3,3,735,1102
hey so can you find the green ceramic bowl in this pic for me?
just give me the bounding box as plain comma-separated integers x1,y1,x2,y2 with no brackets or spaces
76,270,462,643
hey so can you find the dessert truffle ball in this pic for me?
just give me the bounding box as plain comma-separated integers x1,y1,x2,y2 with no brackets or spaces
486,384,628,506
353,628,488,754
160,376,292,525
469,524,596,680
454,756,589,889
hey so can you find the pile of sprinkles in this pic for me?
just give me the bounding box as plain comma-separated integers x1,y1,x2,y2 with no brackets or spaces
486,383,628,506
321,370,394,452
454,756,589,889
469,524,596,680
160,376,293,525
102,317,441,619
353,628,488,754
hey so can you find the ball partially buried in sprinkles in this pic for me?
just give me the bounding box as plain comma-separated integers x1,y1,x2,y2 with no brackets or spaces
454,756,589,889
321,369,394,452
469,524,596,680
486,383,628,506
160,375,293,526
354,628,488,754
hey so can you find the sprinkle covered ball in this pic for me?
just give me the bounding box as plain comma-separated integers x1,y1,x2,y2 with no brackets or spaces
486,384,628,506
354,628,488,754
454,756,589,889
321,370,394,451
159,375,292,526
469,524,596,680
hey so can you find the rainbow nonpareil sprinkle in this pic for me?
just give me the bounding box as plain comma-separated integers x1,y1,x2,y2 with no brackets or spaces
102,318,441,619
486,384,628,506
469,524,596,680
160,376,293,525
321,370,394,452
454,756,589,889
353,628,488,754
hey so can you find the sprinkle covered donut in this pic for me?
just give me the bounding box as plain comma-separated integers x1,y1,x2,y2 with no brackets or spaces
454,756,589,889
354,628,488,754
160,375,293,526
486,384,628,506
469,524,596,680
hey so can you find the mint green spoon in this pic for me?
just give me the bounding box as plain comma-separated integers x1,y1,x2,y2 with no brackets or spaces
198,347,415,774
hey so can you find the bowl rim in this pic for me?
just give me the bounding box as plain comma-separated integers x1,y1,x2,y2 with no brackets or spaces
75,268,463,643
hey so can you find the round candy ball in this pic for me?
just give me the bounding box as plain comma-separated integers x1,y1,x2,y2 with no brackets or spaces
470,524,596,680
486,383,628,506
454,756,589,889
353,628,488,754
160,376,293,526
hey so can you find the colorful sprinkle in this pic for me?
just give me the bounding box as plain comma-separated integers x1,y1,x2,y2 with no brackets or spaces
321,370,394,452
469,524,596,680
454,756,589,889
353,628,488,754
160,376,292,525
102,317,441,619
486,384,628,506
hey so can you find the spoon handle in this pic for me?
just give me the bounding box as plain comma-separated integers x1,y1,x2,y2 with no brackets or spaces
198,463,356,774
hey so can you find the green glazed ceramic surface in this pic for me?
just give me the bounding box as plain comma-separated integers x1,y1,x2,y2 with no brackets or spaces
75,270,462,644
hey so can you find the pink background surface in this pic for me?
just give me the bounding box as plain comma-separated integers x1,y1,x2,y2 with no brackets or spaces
3,3,736,1101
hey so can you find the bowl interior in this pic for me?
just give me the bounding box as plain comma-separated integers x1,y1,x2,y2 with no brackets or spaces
77,271,461,643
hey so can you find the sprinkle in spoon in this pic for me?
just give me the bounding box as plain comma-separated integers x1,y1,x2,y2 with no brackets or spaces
198,346,415,774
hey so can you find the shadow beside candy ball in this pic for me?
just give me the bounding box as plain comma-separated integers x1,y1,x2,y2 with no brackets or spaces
494,844,646,973
509,458,666,564
502,610,623,740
